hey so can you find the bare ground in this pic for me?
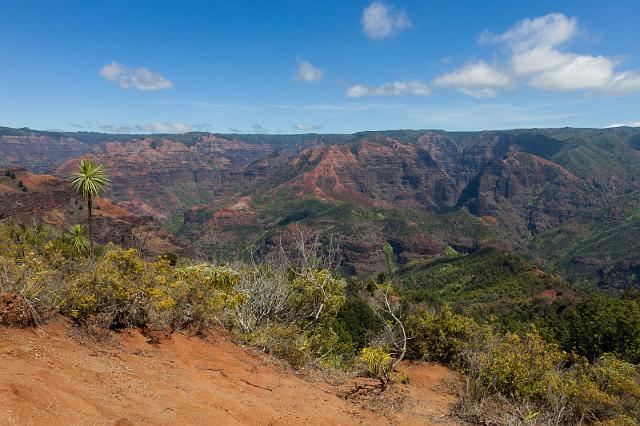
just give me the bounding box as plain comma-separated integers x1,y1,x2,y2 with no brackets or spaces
0,318,460,425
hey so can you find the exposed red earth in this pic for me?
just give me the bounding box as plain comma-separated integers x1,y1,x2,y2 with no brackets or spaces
0,319,461,425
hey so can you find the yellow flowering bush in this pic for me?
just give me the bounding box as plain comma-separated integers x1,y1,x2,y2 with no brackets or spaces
406,305,479,366
358,347,392,378
470,329,566,399
64,246,245,332
168,264,244,331
66,246,174,328
246,323,309,368
0,248,66,318
561,354,640,422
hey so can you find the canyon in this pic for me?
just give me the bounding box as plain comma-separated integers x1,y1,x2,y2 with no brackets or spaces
2,126,640,284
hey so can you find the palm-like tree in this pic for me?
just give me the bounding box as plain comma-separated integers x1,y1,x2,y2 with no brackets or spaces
69,159,110,255
66,224,90,256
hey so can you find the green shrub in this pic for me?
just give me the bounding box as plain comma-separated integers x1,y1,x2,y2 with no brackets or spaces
406,305,478,366
247,323,309,368
334,297,379,352
65,246,174,328
562,354,640,422
459,326,640,424
0,222,49,259
0,224,67,318
0,248,66,319
169,263,243,331
64,245,244,332
557,295,640,363
467,328,566,400
290,268,346,323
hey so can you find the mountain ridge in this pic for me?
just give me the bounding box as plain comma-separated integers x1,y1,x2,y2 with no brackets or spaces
3,125,640,284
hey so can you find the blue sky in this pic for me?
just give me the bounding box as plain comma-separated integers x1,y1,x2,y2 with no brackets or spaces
1,0,639,133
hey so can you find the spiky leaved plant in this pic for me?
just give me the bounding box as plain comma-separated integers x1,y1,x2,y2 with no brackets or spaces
66,224,90,256
69,160,110,256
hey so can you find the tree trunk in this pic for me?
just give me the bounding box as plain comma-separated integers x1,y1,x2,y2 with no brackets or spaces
88,196,93,257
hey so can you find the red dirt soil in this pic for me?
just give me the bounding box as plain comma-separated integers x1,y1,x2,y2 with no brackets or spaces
0,319,460,425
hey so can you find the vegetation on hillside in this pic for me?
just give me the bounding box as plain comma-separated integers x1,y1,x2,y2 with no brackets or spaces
398,248,578,330
530,191,640,289
1,220,639,424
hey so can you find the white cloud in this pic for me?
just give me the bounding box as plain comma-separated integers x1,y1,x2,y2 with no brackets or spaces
293,123,323,132
603,72,640,94
346,85,369,97
100,61,173,91
295,60,324,82
606,121,640,128
346,80,430,97
98,122,190,134
480,13,578,50
481,13,640,95
528,54,617,91
433,61,512,97
510,46,573,76
362,2,411,40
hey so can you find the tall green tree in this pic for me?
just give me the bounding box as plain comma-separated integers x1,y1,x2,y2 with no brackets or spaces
69,159,110,255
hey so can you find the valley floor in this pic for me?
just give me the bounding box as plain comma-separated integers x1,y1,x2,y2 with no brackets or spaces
0,318,460,425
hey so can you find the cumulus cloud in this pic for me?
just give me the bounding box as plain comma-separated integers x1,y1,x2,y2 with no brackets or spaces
362,2,411,39
98,122,190,134
100,61,173,91
527,54,619,91
346,80,430,97
433,13,640,97
485,13,640,94
433,61,512,98
293,123,323,132
295,60,324,82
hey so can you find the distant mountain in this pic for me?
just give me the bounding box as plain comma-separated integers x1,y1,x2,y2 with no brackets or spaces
530,190,640,290
2,126,640,285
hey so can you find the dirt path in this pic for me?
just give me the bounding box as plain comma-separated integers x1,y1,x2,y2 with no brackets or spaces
0,318,460,425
